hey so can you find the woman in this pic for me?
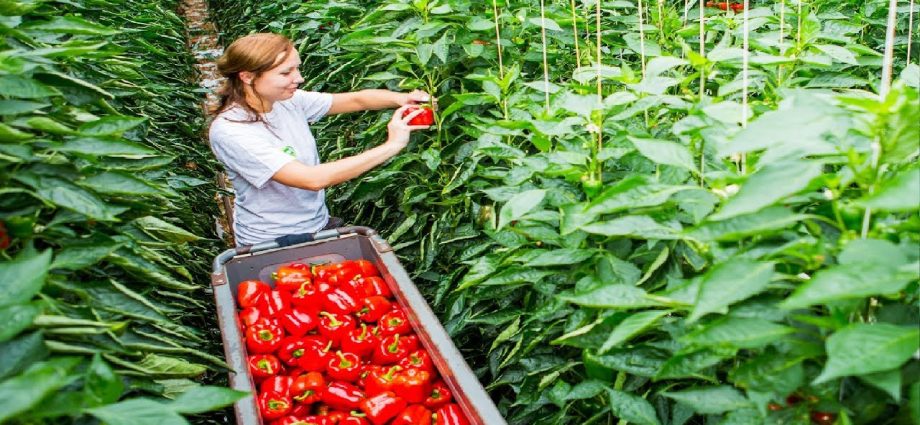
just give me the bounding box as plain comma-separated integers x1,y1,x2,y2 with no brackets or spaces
208,33,433,246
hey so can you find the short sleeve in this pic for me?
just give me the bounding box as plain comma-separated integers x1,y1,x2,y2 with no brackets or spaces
291,90,334,123
209,122,294,189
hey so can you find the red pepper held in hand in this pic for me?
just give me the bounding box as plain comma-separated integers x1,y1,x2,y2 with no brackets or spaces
402,106,435,126
359,391,407,425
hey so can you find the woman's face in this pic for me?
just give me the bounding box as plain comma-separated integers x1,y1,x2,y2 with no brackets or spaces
248,47,304,103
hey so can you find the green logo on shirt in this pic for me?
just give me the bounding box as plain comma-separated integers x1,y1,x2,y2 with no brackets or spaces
282,146,296,157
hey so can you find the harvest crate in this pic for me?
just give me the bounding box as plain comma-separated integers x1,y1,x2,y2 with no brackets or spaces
211,226,506,425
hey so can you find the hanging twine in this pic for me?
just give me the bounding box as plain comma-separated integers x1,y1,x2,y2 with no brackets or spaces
637,0,647,77
492,0,505,79
741,0,750,174
571,0,582,67
908,0,916,64
862,0,900,239
699,0,706,98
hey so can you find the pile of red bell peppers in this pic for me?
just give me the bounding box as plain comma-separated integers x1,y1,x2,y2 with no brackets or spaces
235,259,471,425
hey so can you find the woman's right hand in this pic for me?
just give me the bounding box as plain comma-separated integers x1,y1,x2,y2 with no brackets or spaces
385,105,431,150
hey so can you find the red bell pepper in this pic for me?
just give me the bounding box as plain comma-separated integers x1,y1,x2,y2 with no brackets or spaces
391,405,433,425
341,324,378,357
260,375,293,398
339,277,366,301
377,309,411,336
291,371,325,404
290,282,323,314
354,259,379,277
357,364,378,388
274,263,313,292
340,413,371,425
398,349,434,373
372,334,419,365
297,338,333,372
258,290,292,317
433,403,469,425
364,365,401,396
248,354,281,380
280,307,318,337
327,351,363,382
424,380,453,410
321,381,365,410
277,337,309,367
361,276,391,298
359,391,407,425
258,391,293,421
318,312,357,346
246,320,284,354
356,296,392,323
238,280,270,308
239,306,264,328
327,261,361,286
297,416,332,425
392,368,432,404
322,287,359,315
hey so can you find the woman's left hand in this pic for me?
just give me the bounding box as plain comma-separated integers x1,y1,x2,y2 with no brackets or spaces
399,90,436,108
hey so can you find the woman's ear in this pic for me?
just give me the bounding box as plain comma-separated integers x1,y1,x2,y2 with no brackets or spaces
239,71,255,86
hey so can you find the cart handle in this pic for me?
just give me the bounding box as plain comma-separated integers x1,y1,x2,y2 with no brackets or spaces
213,226,378,272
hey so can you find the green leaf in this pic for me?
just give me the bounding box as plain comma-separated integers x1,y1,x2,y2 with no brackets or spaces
909,382,920,424
51,234,122,271
27,176,126,221
687,206,806,241
0,331,48,380
682,317,795,349
0,75,59,99
712,161,823,219
599,310,670,353
78,116,147,136
0,100,49,115
608,389,662,425
814,44,859,65
80,172,165,197
662,386,751,414
731,353,804,394
781,263,911,309
169,386,247,414
0,304,39,342
84,354,124,406
0,249,51,307
656,348,735,380
814,323,919,384
688,260,774,322
134,217,200,243
587,347,669,378
559,285,668,309
858,369,901,402
113,354,206,378
87,399,188,425
856,167,920,212
26,16,118,35
519,248,595,267
629,137,695,171
0,357,81,422
497,189,545,229
59,137,157,158
582,215,682,239
0,122,33,142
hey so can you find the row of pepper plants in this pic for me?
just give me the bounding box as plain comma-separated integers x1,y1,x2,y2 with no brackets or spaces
0,0,246,423
208,0,919,424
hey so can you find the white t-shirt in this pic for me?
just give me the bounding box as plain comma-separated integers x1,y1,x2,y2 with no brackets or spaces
208,90,334,246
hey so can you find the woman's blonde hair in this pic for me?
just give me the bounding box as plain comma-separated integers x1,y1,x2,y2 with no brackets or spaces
211,33,295,122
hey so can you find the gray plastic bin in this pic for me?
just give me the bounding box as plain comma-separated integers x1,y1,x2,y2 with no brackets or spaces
211,226,506,425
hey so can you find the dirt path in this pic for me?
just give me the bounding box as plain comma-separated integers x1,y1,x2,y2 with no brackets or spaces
178,0,235,246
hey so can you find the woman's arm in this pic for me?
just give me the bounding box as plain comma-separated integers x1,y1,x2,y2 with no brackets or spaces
327,89,432,115
272,105,429,191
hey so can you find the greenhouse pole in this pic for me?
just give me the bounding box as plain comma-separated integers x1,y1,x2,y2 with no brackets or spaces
571,0,582,67
741,0,750,175
861,0,899,239
540,0,551,111
909,0,915,64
